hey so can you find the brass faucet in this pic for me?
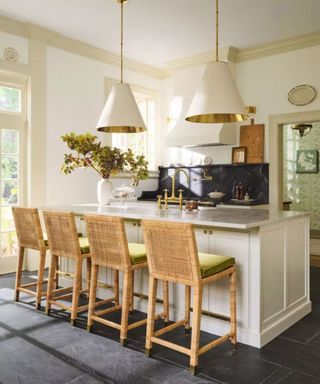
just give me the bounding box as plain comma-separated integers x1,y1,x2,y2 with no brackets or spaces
157,168,190,210
170,168,189,198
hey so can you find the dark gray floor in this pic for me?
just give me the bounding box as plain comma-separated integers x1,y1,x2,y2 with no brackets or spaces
1,269,320,384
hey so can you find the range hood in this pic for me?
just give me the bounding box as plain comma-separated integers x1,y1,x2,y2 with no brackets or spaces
165,115,237,148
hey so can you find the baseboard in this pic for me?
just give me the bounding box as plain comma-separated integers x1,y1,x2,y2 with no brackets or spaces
260,301,311,347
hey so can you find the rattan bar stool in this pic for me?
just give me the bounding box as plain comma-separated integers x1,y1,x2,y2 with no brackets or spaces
85,214,169,346
142,220,237,375
12,207,53,309
43,210,99,325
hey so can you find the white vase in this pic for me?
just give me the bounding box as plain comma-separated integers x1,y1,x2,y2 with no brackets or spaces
97,178,113,205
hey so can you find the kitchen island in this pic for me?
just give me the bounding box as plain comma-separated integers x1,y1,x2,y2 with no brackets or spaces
49,202,311,348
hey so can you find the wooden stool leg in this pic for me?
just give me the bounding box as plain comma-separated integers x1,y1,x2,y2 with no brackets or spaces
86,257,92,297
114,269,119,305
145,276,158,357
70,257,82,326
185,285,191,332
163,281,169,323
190,284,202,375
36,249,46,310
55,256,59,289
15,246,25,302
87,264,99,332
120,270,132,345
230,269,237,348
129,270,134,312
46,254,57,315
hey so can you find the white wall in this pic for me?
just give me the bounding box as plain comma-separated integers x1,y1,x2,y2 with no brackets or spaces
0,31,28,64
237,45,320,162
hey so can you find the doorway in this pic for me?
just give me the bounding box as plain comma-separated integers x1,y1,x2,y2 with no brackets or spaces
0,81,25,274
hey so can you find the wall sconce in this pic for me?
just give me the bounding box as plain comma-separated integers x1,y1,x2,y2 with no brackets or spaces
291,123,313,138
245,106,256,124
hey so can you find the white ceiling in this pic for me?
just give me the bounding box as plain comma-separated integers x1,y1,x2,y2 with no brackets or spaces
0,0,319,68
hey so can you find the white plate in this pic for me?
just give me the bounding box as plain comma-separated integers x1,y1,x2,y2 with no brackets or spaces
288,84,316,106
204,156,213,165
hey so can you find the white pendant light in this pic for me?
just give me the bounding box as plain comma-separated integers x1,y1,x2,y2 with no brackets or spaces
185,0,247,123
97,0,147,133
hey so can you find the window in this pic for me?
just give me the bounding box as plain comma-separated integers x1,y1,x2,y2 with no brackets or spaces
110,85,157,170
0,82,24,271
1,129,20,256
0,85,21,113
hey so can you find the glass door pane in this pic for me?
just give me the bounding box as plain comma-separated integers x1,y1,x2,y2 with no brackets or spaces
0,109,23,274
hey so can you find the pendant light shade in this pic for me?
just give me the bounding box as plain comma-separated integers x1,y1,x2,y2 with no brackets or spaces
96,0,147,133
185,0,247,124
97,83,146,133
185,61,247,123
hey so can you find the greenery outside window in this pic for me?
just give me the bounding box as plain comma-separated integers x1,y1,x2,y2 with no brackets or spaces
0,83,24,263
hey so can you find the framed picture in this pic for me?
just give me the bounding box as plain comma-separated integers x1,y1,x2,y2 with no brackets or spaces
232,147,246,164
296,149,319,173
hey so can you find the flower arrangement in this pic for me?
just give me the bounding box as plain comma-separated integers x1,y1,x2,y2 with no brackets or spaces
61,133,148,186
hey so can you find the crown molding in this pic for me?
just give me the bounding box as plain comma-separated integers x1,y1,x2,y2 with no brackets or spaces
165,46,237,74
0,15,27,38
26,23,58,44
0,14,164,79
49,34,164,79
1,14,320,78
236,31,320,62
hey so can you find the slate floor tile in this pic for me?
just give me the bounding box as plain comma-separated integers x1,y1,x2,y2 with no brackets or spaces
0,325,10,340
197,344,280,384
27,319,94,349
0,302,56,331
256,338,320,379
0,337,103,384
279,312,320,343
65,373,110,383
162,370,220,383
58,336,182,384
262,366,320,384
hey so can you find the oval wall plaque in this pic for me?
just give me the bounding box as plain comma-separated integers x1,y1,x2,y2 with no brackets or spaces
288,84,316,106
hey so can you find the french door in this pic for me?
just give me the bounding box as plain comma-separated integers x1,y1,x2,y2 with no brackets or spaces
0,83,25,274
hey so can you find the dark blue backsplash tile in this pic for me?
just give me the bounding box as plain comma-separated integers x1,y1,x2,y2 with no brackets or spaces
140,163,269,204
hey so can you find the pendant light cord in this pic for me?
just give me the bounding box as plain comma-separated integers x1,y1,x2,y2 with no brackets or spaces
120,0,124,83
216,0,219,62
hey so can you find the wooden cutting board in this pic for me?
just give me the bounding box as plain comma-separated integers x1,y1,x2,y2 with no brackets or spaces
240,124,265,163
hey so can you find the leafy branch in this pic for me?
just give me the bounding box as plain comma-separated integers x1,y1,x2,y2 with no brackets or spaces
61,132,148,185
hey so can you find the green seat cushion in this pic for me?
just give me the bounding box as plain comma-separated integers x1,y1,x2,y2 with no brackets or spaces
128,243,147,265
79,237,90,254
198,252,235,278
78,241,146,261
43,232,83,247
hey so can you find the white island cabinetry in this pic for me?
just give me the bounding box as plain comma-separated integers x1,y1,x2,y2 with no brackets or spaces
50,203,310,348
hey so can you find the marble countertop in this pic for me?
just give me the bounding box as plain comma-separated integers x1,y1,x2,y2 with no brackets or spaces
45,202,310,230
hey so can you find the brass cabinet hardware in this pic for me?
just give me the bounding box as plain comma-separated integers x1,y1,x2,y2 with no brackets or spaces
204,230,208,234
209,230,213,235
